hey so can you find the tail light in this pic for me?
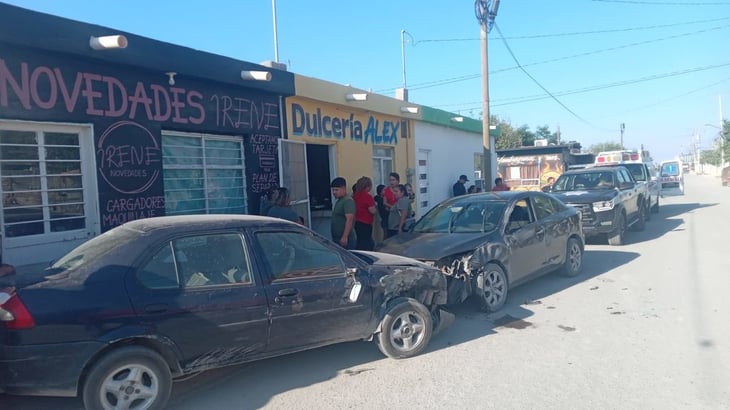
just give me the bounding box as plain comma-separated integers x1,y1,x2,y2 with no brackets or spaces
0,293,35,329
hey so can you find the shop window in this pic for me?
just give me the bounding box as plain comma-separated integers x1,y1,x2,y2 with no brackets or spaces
0,128,86,238
373,146,394,187
162,132,246,215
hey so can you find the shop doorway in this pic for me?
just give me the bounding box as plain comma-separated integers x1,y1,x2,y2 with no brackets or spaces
417,149,431,217
305,144,335,238
278,139,311,226
0,121,99,267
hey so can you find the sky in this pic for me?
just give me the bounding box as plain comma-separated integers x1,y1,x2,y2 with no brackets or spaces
4,0,730,162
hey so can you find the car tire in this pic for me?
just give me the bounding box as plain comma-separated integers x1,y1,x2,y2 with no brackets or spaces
82,346,172,410
632,202,645,232
651,196,659,213
608,213,626,246
644,200,651,222
474,263,509,312
560,237,583,277
376,299,432,359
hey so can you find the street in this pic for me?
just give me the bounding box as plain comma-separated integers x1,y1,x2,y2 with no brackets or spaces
3,173,729,409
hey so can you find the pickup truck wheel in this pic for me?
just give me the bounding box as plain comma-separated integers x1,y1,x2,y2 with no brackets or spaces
632,203,646,232
82,346,172,410
608,213,626,246
644,200,651,221
560,238,583,277
651,197,660,213
376,299,432,359
474,263,508,312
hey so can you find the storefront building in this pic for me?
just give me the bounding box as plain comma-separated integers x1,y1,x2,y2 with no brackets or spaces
0,4,294,266
284,76,418,238
414,106,496,216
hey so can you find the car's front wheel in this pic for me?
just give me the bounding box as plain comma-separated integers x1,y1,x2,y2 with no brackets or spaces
376,298,432,359
474,263,508,312
82,346,172,410
608,213,626,246
560,237,583,277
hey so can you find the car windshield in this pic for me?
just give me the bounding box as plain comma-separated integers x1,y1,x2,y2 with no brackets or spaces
50,226,139,272
553,171,616,191
413,198,506,233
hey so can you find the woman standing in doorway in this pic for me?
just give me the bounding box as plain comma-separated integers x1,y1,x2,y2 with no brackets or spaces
353,176,376,250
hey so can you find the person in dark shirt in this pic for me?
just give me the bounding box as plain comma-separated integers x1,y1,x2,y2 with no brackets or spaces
267,187,300,223
453,174,469,196
374,184,389,239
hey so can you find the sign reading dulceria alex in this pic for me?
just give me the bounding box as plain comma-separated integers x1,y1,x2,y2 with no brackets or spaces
288,99,400,145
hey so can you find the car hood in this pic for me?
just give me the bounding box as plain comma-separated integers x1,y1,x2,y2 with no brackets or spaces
351,250,448,306
550,189,617,204
376,232,488,261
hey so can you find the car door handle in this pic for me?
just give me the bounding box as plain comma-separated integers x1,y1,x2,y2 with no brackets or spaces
277,288,299,297
144,304,168,314
535,227,545,238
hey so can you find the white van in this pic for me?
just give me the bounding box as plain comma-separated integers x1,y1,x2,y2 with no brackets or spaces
658,159,684,195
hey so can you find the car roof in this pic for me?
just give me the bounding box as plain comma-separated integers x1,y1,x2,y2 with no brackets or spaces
120,214,296,233
561,166,626,175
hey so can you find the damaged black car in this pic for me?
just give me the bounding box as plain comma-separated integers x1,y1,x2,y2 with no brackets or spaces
378,191,584,312
0,215,448,410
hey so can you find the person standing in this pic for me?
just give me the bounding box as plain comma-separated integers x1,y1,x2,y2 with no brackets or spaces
453,174,469,196
492,177,511,191
387,184,412,237
267,187,301,224
374,184,389,240
383,172,400,211
330,177,357,249
353,176,377,250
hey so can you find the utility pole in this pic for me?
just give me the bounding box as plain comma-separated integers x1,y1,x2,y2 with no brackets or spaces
720,95,725,168
475,0,500,190
620,123,625,149
272,0,280,63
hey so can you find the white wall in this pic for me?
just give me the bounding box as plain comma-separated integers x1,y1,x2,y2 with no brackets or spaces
414,122,483,216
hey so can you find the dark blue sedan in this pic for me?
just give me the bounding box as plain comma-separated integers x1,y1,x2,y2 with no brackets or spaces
0,215,448,409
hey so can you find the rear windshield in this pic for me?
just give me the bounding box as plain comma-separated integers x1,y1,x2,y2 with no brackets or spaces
50,227,139,272
661,162,680,176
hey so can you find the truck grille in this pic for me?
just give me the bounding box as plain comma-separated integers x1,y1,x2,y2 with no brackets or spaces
567,203,594,223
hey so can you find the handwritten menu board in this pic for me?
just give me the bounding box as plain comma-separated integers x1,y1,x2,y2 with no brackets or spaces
96,120,166,231
245,133,279,214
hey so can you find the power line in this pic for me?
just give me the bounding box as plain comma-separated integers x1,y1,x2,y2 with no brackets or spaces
620,77,730,113
447,61,730,114
376,23,730,93
492,23,592,125
593,0,730,5
414,16,730,42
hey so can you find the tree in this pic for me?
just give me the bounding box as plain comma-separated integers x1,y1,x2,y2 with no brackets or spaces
588,142,623,155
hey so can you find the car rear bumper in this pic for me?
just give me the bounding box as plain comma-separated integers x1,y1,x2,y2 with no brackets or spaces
0,340,104,397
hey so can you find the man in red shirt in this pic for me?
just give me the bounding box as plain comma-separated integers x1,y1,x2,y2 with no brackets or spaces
383,172,400,210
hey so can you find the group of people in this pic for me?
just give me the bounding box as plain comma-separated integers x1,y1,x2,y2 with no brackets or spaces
330,172,414,251
452,174,512,196
260,172,414,251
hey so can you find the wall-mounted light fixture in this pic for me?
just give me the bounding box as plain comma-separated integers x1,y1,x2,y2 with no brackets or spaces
89,35,128,50
400,106,419,114
345,93,368,102
165,72,177,86
450,116,464,122
241,70,272,81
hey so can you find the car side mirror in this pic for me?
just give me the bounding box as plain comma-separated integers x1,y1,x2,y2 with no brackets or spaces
541,186,552,193
619,182,634,190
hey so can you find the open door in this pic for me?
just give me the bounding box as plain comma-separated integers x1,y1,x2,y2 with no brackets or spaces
278,139,311,227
